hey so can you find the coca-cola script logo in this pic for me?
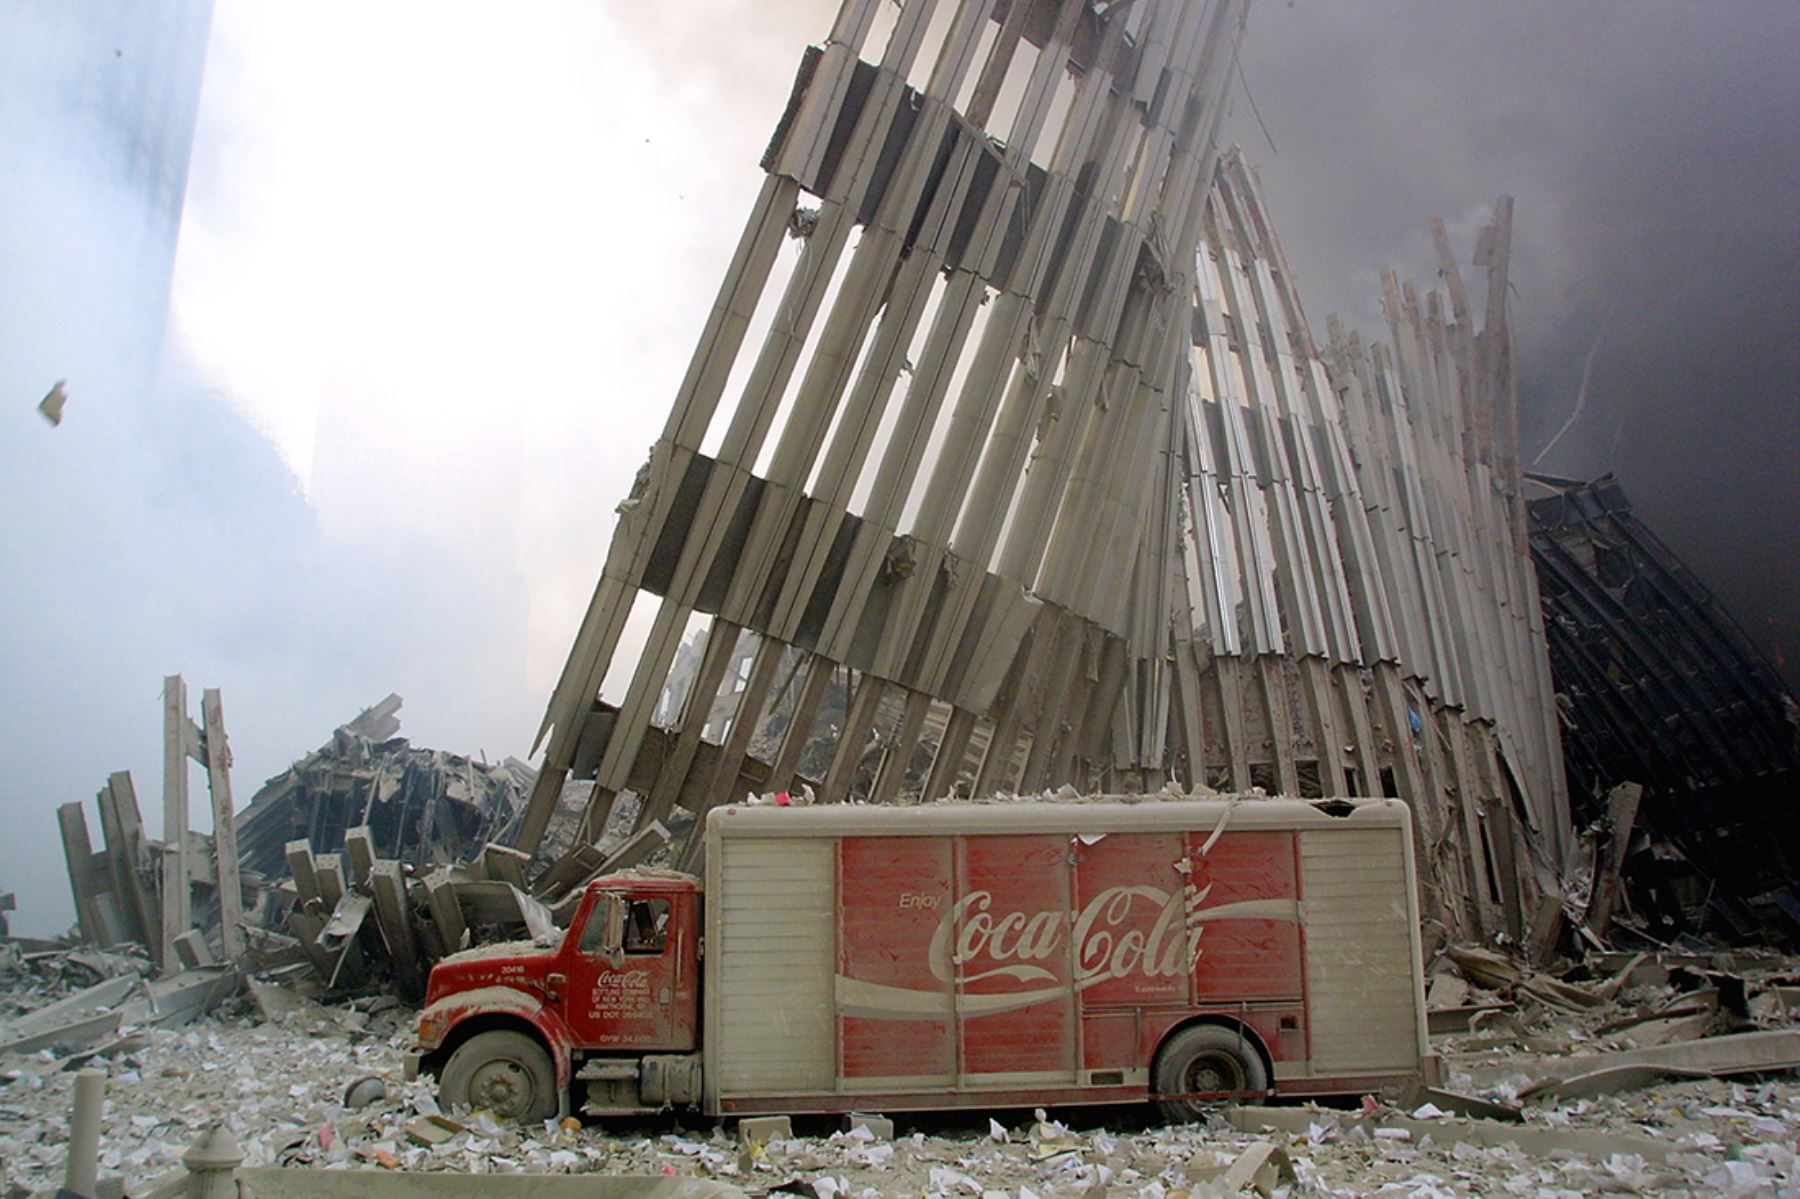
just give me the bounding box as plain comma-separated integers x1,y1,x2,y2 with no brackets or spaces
927,883,1211,990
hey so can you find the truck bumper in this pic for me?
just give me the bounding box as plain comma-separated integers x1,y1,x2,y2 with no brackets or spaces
402,1049,424,1082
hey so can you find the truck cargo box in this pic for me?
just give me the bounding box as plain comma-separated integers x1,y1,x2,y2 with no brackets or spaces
702,796,1427,1115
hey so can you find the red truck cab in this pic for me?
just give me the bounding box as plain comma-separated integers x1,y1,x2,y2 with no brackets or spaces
411,873,701,1121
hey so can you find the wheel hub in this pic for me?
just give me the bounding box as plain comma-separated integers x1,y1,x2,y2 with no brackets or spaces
1186,1054,1241,1095
468,1058,535,1117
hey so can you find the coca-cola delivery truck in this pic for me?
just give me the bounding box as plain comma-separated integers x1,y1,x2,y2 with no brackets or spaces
407,796,1433,1122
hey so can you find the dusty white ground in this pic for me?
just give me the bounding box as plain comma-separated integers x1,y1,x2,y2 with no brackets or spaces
3,963,1799,1197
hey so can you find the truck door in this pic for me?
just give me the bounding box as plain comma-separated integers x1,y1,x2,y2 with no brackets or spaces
564,886,698,1052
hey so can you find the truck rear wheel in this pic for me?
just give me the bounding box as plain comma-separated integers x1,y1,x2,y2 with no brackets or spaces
441,1030,558,1122
1153,1024,1268,1123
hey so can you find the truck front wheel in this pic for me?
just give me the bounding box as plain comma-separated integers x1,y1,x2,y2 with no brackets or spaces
440,1030,559,1122
1152,1025,1268,1123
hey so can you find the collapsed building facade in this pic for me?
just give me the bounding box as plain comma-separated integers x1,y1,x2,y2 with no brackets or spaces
1529,475,1800,943
511,0,1571,950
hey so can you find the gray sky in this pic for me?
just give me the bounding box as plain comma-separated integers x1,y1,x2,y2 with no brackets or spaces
2,1,1794,934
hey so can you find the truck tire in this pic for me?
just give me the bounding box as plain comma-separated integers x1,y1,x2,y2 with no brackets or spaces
1152,1024,1268,1123
440,1030,559,1122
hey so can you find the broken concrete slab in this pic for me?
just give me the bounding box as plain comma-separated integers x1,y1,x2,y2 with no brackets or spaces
1528,1062,1729,1102
1445,945,1526,990
0,1006,125,1057
1399,1083,1524,1123
136,966,237,1028
1751,984,1800,1021
1227,1104,1678,1162
1602,1009,1714,1050
842,1113,892,1141
738,1116,792,1148
246,975,323,1024
0,964,231,1057
59,1030,150,1070
453,881,557,943
530,821,671,903
317,892,372,989
479,844,533,889
1426,970,1469,1008
1427,1002,1510,1035
403,1115,465,1147
1520,1028,1800,1101
171,930,215,971
0,972,140,1040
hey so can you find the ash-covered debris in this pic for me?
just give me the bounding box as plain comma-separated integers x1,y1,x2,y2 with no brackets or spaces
1429,943,1800,1101
0,943,148,1025
266,779,690,1000
0,941,236,1072
48,688,577,1003
4,942,1800,1198
235,694,534,881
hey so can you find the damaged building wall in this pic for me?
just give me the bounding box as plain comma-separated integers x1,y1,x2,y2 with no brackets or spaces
509,0,1570,947
518,0,1260,855
1529,474,1800,943
1170,159,1567,942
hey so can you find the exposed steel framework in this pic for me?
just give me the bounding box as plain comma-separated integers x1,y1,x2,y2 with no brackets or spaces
1530,475,1800,938
512,0,1571,944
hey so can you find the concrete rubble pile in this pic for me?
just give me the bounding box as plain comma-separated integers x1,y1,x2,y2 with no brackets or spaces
47,678,701,1010
266,759,693,1004
235,694,536,888
231,695,580,1000
4,940,1800,1198
0,938,234,1071
0,944,149,1024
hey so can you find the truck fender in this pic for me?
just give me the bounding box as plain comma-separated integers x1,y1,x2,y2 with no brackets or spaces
419,985,579,1095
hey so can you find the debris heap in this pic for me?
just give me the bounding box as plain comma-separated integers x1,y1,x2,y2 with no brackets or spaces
5,938,1800,1197
52,689,572,1002
234,695,534,880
